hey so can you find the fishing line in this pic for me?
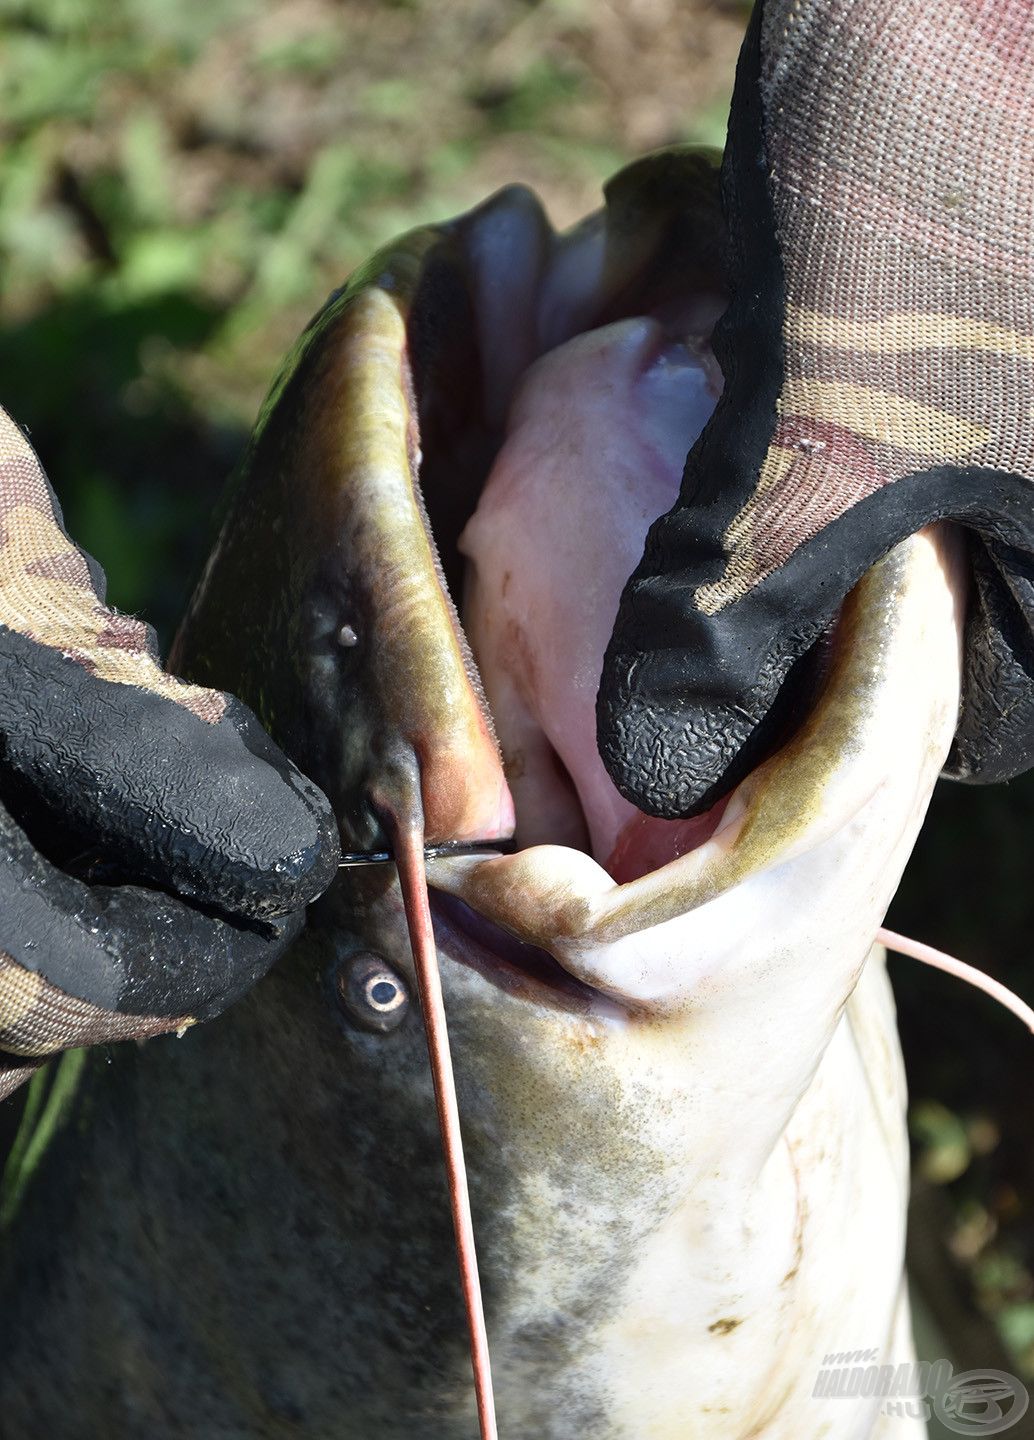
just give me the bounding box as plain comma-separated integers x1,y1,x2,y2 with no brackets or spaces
878,927,1034,1034
385,815,499,1440
338,840,512,868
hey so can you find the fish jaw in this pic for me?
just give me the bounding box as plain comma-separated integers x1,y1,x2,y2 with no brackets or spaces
175,277,515,855
174,135,964,1254
428,522,965,1170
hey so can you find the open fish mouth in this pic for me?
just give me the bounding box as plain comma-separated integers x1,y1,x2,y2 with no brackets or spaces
427,514,963,1015
179,147,965,1016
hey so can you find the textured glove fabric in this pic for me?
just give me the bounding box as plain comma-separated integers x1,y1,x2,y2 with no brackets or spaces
0,406,339,1092
0,948,183,1101
0,818,303,1101
599,0,1034,817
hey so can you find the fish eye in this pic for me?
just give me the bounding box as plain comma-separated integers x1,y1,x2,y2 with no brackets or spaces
333,953,409,1034
367,977,400,1008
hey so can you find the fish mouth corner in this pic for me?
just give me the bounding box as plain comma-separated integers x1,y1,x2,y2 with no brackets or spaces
429,889,631,1021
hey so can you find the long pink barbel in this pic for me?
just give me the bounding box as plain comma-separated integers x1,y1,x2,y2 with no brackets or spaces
878,927,1034,1034
388,819,499,1440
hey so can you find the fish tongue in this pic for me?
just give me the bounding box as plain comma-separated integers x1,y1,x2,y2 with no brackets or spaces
458,314,720,865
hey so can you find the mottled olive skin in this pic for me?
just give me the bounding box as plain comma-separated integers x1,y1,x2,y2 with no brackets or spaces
0,878,714,1439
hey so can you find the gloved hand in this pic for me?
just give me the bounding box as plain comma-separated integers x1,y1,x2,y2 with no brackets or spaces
599,0,1034,817
0,405,340,1099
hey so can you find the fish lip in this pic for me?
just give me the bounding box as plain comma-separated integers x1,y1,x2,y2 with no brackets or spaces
424,618,838,949
429,889,629,1020
420,759,757,1017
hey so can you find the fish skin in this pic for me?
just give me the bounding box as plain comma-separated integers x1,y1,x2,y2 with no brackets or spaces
0,887,911,1439
0,869,933,1434
0,161,959,1438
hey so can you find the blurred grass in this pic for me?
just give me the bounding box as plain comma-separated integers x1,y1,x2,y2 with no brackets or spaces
0,0,744,634
1,0,1031,1386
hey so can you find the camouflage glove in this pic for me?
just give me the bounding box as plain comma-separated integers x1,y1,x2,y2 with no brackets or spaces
0,406,340,1099
599,0,1034,816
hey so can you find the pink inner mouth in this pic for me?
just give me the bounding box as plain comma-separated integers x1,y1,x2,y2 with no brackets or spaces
457,305,725,882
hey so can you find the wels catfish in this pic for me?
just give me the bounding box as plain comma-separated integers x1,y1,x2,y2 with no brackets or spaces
0,150,964,1438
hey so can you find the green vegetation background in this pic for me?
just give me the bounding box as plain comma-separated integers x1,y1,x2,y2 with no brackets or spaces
1,0,1031,1384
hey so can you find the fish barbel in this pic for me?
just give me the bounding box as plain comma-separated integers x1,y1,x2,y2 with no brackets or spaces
0,150,963,1439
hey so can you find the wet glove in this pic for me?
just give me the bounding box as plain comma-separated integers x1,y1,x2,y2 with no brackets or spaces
0,406,341,1098
599,0,1034,816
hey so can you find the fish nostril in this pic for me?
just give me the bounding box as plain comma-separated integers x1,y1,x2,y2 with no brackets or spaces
333,952,409,1033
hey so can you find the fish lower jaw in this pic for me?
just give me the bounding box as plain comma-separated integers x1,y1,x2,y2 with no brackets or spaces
427,525,965,1013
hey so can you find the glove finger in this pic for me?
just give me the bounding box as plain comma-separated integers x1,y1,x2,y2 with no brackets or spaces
599,0,1034,817
0,799,302,1099
0,405,340,915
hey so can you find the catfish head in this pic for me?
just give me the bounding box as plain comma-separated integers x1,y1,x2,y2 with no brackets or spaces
170,148,964,1438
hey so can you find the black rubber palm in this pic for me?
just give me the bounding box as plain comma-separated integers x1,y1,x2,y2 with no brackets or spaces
0,405,340,1097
